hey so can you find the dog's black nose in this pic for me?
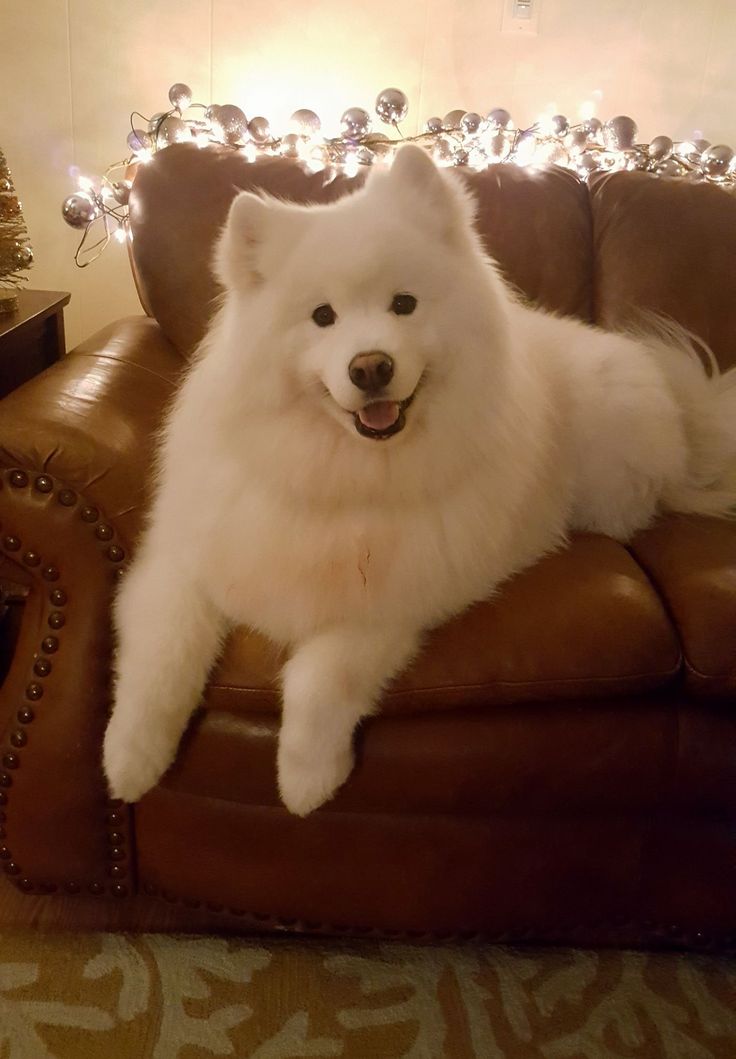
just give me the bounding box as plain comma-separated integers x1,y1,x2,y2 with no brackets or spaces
349,351,394,391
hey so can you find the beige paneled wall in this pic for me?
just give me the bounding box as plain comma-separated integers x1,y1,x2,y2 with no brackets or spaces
1,0,734,349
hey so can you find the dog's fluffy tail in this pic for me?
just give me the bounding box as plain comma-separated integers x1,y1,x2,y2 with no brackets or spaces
643,319,736,518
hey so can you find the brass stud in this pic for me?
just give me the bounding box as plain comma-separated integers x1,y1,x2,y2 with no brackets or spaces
18,878,33,891
25,684,43,701
95,524,113,541
33,658,51,677
41,565,59,581
9,470,27,488
41,636,59,653
49,588,67,606
58,489,76,506
17,707,35,724
109,832,124,845
88,881,103,895
108,864,125,878
0,773,12,787
48,612,65,630
81,506,98,523
22,551,40,567
107,545,125,562
5,862,20,876
0,846,10,859
10,730,26,748
107,811,123,826
111,883,128,898
64,881,80,893
109,847,126,862
2,754,19,770
34,475,53,493
3,537,20,552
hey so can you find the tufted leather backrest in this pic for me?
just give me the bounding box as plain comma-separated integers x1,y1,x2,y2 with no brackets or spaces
129,143,736,371
128,143,594,358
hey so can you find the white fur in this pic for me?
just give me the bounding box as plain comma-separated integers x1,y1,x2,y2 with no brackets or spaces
103,145,736,814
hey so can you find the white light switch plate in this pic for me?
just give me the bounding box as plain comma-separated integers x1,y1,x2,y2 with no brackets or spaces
501,0,541,35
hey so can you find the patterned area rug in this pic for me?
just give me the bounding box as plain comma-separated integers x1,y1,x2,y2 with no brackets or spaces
0,934,734,1058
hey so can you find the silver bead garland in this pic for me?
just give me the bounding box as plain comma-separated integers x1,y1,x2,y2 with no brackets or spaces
62,82,736,267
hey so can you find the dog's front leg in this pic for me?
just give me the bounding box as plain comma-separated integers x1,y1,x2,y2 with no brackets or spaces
103,555,225,802
277,624,420,816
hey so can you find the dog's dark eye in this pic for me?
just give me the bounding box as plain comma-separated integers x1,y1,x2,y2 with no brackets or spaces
391,293,417,316
312,303,336,327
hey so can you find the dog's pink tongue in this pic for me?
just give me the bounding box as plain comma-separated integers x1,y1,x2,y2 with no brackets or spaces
358,401,400,431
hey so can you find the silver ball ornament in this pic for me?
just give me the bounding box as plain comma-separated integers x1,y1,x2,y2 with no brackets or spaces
205,105,221,123
280,133,300,158
425,116,443,134
168,83,192,112
453,147,469,166
443,109,465,131
156,115,190,146
214,104,248,144
701,144,734,178
603,115,638,151
14,243,33,268
461,112,483,134
127,129,151,153
248,116,271,143
147,112,167,133
375,88,409,125
341,107,371,139
583,117,603,140
657,158,684,177
290,109,321,135
551,114,569,136
487,108,511,130
648,135,673,162
62,192,98,229
693,138,711,157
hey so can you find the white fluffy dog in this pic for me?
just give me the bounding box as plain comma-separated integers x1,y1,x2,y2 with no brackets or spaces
104,145,736,815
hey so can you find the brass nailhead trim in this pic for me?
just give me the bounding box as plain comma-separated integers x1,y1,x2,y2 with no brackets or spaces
81,506,98,523
49,588,67,606
34,475,53,493
10,731,26,748
95,524,113,541
3,537,20,551
41,566,59,581
58,489,76,506
33,658,51,677
9,470,27,488
25,684,43,701
16,708,34,724
107,545,125,562
41,636,58,653
2,754,19,770
22,552,40,567
48,612,65,630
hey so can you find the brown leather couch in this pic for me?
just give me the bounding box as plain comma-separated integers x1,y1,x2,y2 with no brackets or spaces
0,144,734,947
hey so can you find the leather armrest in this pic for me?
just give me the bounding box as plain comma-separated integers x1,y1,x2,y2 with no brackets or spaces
0,317,183,896
0,316,184,548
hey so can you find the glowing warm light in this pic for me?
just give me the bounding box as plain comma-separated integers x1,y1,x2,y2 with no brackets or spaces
77,175,96,193
343,154,359,178
114,227,127,244
195,132,210,149
579,99,596,121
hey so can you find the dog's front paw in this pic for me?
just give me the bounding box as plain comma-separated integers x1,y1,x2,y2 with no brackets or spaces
277,737,354,817
103,713,176,803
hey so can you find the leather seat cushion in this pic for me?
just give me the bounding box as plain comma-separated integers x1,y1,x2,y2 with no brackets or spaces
205,534,681,716
628,515,736,697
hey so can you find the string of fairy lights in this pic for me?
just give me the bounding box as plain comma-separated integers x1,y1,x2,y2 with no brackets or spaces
61,83,736,267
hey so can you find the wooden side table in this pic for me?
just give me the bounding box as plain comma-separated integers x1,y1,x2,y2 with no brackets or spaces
0,290,71,400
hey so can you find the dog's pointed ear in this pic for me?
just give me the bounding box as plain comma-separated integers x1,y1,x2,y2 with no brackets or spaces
385,143,475,245
214,191,273,290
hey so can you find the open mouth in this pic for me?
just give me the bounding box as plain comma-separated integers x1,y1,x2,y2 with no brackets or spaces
354,392,417,440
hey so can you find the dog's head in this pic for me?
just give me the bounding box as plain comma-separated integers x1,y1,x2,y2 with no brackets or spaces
215,144,504,443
